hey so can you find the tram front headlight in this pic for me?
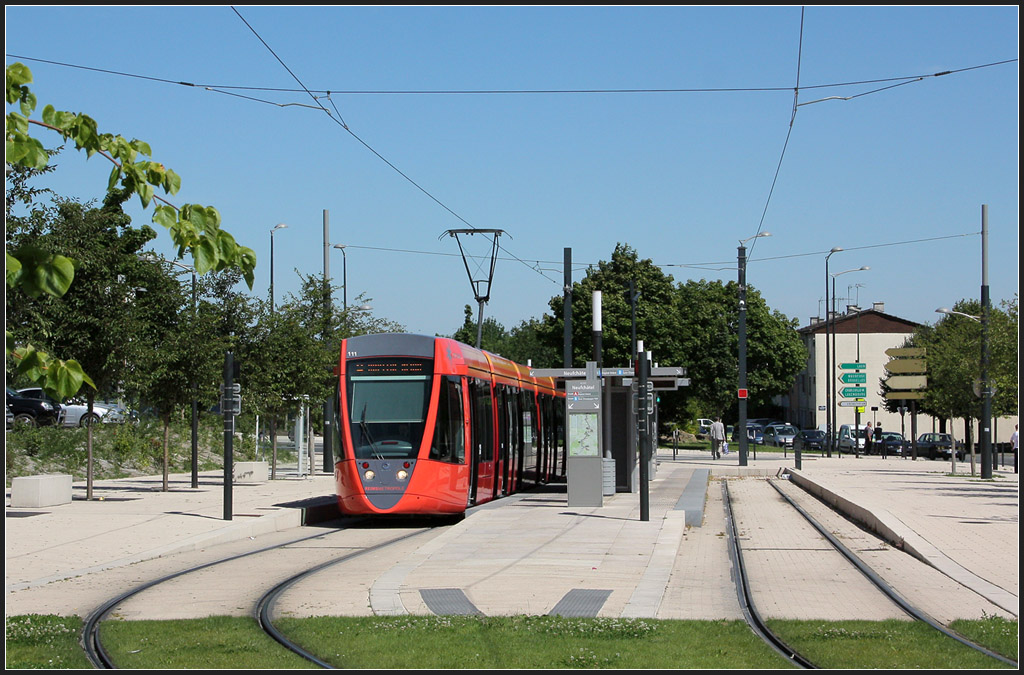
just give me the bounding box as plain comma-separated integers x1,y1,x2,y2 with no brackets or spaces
396,469,409,481
363,470,375,481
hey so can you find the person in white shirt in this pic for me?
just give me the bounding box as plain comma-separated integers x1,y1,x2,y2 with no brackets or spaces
710,418,726,460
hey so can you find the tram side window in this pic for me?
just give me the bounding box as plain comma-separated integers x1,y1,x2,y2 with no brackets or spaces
522,392,537,466
430,377,465,463
473,381,494,462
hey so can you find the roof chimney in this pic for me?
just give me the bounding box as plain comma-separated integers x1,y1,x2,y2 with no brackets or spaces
872,302,884,313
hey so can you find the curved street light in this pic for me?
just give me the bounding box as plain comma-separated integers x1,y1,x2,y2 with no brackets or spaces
830,265,869,455
823,247,842,456
270,223,289,312
333,244,348,312
936,307,981,322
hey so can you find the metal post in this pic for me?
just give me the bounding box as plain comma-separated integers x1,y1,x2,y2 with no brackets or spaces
564,248,572,367
270,223,288,312
823,248,841,456
223,351,234,521
629,278,638,369
854,303,861,459
190,269,199,488
980,205,992,479
738,243,748,467
323,210,333,474
831,275,838,457
638,340,649,522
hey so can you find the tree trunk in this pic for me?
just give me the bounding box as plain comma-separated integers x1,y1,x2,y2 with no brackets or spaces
163,414,171,491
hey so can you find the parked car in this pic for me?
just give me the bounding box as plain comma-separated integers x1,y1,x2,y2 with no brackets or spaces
878,431,908,456
763,423,799,449
6,386,61,428
732,423,764,445
17,388,124,427
837,424,868,453
696,418,713,436
792,429,825,453
914,433,964,461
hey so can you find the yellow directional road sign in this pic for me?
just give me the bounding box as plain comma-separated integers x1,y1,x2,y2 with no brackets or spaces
884,391,926,400
885,358,927,373
886,375,927,390
885,347,926,358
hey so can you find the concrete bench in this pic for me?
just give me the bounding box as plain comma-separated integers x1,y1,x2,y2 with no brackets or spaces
233,461,269,483
10,474,73,508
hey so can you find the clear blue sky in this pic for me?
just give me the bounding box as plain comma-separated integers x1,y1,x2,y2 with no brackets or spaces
6,6,1019,350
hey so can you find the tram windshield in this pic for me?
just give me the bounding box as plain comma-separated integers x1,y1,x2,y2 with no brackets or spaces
347,359,432,460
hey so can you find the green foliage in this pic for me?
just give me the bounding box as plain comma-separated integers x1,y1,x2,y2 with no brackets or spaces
532,243,806,425
5,62,256,402
904,296,1018,423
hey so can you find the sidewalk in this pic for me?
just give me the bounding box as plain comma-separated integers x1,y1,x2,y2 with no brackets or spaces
5,448,1018,621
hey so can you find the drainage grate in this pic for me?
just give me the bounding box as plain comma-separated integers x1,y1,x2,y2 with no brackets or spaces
548,589,612,617
420,588,483,616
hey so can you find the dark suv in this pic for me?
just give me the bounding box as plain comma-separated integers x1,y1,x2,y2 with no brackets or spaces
6,386,61,428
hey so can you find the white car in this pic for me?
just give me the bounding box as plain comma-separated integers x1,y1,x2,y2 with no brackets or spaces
16,388,125,427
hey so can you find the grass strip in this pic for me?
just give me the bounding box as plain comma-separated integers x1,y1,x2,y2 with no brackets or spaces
766,618,1017,669
6,614,1017,669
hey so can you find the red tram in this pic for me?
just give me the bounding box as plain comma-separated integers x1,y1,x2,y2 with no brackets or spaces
332,333,566,515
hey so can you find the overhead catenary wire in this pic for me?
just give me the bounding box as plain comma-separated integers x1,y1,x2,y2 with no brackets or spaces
6,53,1014,97
229,6,561,288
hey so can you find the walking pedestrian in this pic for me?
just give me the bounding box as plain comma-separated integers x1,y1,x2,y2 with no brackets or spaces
710,418,726,460
864,421,873,456
1010,424,1018,470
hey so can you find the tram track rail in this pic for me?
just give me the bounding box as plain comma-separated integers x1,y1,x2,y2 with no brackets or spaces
256,527,438,668
80,517,438,669
722,477,1017,669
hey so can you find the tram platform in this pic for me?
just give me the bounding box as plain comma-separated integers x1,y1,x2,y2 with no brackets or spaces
5,448,1018,623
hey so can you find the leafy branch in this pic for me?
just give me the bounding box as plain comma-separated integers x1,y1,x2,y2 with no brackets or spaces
5,62,256,400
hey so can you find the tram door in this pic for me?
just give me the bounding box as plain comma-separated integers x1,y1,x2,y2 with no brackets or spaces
496,388,508,497
495,387,519,496
468,379,495,504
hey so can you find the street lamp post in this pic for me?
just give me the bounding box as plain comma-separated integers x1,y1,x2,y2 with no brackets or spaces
831,266,869,456
269,223,288,312
823,247,842,456
738,232,771,467
936,302,992,478
333,244,348,312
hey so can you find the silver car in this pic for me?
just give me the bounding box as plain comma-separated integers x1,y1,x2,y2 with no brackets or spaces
17,388,124,427
764,423,798,449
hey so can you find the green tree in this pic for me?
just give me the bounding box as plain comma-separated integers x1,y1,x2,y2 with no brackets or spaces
672,279,805,425
503,317,560,368
540,243,681,370
6,188,190,496
451,304,511,355
909,297,1019,449
534,243,805,428
129,266,198,491
239,278,337,477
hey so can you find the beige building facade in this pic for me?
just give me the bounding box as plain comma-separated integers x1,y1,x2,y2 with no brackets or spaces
779,302,1018,446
